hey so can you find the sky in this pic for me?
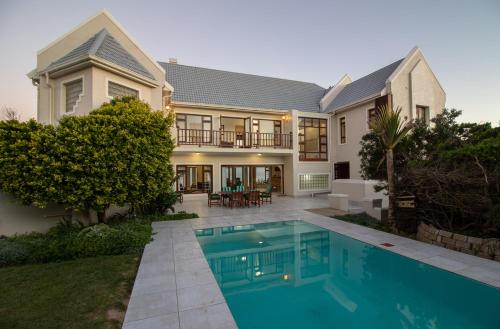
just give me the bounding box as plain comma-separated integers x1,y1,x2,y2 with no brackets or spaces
0,0,499,124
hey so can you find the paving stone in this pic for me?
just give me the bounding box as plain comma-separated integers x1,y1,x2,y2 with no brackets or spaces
124,290,178,323
132,273,177,297
179,303,237,329
123,313,180,329
177,283,225,311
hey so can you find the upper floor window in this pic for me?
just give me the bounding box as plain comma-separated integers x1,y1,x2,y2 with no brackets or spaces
339,116,346,144
253,119,282,147
298,117,327,161
176,114,212,144
64,78,83,113
416,106,430,124
176,114,212,130
367,108,379,129
108,81,139,99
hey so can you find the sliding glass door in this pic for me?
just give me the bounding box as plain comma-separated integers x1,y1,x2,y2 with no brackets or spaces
221,165,283,192
176,165,213,194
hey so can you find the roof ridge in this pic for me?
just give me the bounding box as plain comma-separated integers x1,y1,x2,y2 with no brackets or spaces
158,61,325,89
89,29,109,56
348,58,404,85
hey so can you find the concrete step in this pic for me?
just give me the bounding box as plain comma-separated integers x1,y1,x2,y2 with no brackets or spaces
348,206,364,214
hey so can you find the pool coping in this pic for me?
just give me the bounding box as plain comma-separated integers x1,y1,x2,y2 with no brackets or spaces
122,210,500,329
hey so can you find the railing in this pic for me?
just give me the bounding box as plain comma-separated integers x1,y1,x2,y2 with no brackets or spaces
177,129,293,149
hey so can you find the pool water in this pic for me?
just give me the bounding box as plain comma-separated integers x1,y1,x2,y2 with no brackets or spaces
195,220,500,329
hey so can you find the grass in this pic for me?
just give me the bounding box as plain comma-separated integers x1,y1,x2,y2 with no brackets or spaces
333,212,392,232
0,254,139,329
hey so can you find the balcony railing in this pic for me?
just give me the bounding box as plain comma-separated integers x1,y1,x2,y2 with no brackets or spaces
177,129,293,149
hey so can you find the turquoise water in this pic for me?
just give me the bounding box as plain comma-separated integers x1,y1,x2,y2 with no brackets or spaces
195,220,500,329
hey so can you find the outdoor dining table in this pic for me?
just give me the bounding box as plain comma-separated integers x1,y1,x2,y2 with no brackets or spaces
218,190,258,206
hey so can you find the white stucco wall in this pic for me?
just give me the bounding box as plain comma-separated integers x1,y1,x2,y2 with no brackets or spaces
0,192,63,236
331,101,375,180
390,51,446,120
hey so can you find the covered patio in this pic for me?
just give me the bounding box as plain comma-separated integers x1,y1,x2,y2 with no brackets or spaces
175,195,331,218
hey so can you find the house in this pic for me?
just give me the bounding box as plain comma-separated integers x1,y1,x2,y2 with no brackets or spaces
28,10,445,201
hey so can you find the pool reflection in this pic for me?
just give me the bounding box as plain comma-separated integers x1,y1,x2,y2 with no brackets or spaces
195,220,500,329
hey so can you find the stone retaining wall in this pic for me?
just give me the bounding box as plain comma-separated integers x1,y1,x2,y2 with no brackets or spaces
417,222,500,261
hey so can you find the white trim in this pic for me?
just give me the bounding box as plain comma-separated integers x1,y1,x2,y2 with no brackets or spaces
338,115,347,145
173,101,291,114
60,75,84,116
319,74,352,110
106,78,141,100
37,9,165,74
326,92,380,114
297,173,330,192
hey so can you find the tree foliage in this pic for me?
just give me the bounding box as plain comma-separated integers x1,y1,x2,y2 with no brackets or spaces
0,97,175,219
369,105,411,231
359,109,500,237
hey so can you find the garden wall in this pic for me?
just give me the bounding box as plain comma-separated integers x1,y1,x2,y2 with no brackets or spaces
417,222,500,261
0,192,129,236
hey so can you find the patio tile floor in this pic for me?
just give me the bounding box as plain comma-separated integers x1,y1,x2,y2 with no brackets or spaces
123,196,500,329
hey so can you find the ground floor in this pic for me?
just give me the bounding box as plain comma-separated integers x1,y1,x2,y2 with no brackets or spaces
171,152,332,197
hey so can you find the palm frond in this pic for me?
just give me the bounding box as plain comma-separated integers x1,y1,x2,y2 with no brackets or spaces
372,105,411,149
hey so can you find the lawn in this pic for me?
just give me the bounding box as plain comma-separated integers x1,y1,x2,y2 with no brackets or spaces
0,254,139,329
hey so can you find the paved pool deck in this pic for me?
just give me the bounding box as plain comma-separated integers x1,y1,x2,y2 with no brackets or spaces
123,196,500,329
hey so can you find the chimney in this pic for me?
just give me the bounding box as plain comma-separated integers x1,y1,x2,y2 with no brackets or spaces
168,58,178,64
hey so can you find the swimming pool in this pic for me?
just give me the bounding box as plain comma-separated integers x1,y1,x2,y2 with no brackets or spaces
195,220,499,329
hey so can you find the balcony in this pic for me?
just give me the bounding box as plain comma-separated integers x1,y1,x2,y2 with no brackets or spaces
177,129,293,149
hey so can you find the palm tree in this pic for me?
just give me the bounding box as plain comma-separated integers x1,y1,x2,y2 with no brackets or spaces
371,105,411,232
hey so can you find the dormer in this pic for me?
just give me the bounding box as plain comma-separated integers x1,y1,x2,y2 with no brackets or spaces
30,10,166,123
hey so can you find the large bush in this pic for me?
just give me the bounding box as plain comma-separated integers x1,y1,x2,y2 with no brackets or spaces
0,97,176,219
359,109,500,237
0,219,152,267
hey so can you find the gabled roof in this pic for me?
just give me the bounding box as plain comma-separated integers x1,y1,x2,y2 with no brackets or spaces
160,62,326,112
44,29,156,81
325,58,404,112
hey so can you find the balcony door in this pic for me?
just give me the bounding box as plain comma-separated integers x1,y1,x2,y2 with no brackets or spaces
176,114,212,144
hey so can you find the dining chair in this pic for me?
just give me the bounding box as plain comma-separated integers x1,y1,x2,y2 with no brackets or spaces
229,192,244,208
208,192,221,207
247,190,260,207
260,184,273,204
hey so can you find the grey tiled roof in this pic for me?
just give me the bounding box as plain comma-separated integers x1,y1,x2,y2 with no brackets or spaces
45,29,155,81
160,62,326,112
326,58,404,112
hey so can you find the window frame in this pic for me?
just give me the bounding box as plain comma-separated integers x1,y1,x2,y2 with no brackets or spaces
367,108,379,130
334,162,350,180
298,117,328,161
338,116,347,145
176,113,213,144
60,76,84,115
175,164,213,193
106,78,141,100
416,105,430,124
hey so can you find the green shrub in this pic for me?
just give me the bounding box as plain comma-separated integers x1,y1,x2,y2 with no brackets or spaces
0,97,176,221
142,211,199,222
0,219,152,267
135,190,178,215
0,240,31,267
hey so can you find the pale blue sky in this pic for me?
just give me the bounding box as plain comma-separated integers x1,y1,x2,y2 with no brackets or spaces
0,0,499,124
